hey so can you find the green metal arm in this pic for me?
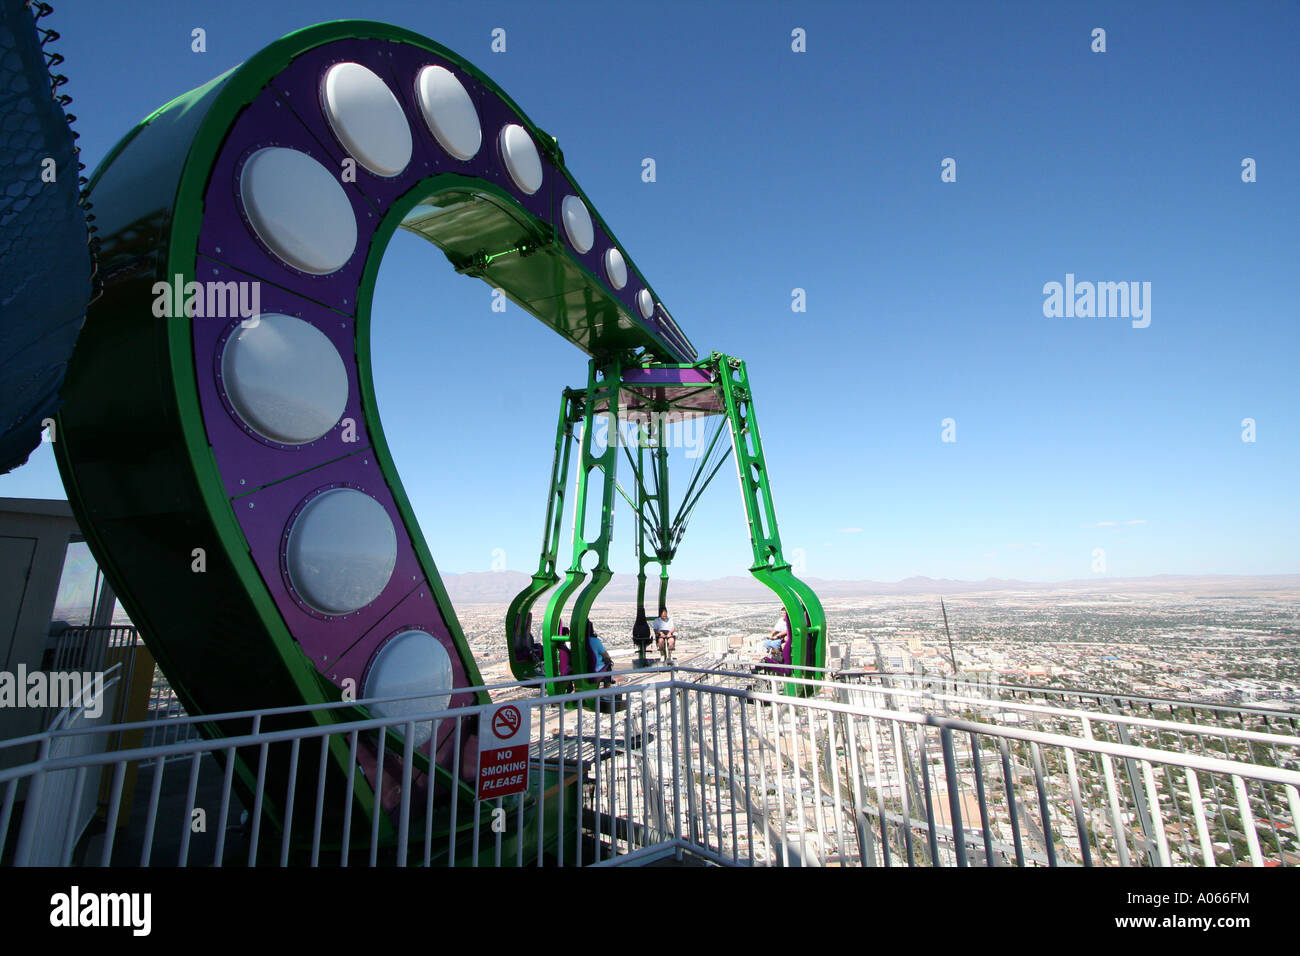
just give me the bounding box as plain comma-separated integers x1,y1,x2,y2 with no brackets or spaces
541,356,625,693
510,352,824,696
713,352,826,695
504,388,583,679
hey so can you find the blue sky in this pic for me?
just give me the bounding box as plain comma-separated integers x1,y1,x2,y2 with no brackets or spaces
3,0,1297,583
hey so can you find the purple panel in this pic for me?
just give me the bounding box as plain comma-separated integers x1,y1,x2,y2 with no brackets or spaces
187,34,700,732
552,170,626,307
274,37,560,227
622,386,722,410
465,72,554,226
233,456,425,672
601,367,724,418
195,81,377,315
328,586,478,713
622,368,713,387
550,172,679,356
267,41,465,212
381,40,556,223
191,256,371,497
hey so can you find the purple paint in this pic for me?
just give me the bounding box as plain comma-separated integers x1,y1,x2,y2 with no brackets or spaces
330,587,478,713
192,256,371,498
196,87,374,315
188,34,696,767
232,459,425,668
602,367,724,418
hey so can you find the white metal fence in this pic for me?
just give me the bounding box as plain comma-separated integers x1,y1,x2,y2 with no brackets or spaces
2,667,1297,867
1,663,124,865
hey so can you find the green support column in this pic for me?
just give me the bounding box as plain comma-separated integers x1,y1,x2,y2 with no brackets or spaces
653,428,673,612
504,388,583,679
713,352,826,695
633,438,652,668
631,416,674,666
541,356,624,693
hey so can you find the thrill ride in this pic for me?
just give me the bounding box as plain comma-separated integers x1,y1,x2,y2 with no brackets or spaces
505,354,825,695
52,20,824,855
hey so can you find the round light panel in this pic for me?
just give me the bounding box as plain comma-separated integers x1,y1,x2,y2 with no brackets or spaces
561,195,593,253
221,313,349,444
286,488,397,615
637,289,655,320
322,62,413,177
239,147,358,274
604,248,627,289
415,65,481,160
499,123,542,194
363,629,455,747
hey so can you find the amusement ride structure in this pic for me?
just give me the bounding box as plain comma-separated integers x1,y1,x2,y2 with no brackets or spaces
35,19,823,849
5,11,1296,872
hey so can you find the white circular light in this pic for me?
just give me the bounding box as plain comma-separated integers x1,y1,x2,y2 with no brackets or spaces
221,314,348,444
286,489,397,615
363,630,455,747
561,195,594,254
240,147,358,274
415,65,481,160
603,248,628,290
499,124,542,194
322,62,413,177
637,289,655,320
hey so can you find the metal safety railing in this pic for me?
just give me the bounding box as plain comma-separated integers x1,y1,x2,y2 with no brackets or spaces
1,667,1297,867
1,663,123,865
835,669,1300,735
47,624,198,750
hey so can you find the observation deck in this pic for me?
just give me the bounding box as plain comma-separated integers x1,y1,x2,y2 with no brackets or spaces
3,631,1297,868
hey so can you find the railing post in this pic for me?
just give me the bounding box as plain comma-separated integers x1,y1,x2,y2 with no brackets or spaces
671,684,683,849
12,735,52,866
940,728,967,866
968,731,994,866
1108,702,1161,866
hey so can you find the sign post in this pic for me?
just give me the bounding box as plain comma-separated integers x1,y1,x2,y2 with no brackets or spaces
477,702,531,800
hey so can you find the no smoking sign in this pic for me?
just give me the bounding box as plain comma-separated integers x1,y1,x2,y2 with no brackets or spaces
492,705,521,739
477,702,531,800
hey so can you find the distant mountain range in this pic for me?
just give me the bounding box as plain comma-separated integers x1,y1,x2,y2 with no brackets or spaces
442,571,1300,604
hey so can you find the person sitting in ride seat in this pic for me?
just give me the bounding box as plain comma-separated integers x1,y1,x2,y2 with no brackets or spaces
585,619,618,685
524,611,544,664
765,610,789,652
652,606,676,664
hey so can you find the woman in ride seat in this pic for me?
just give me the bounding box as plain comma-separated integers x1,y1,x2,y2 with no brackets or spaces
652,606,676,664
765,611,789,653
585,619,618,684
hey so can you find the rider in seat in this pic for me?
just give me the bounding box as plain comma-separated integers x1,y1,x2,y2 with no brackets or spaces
652,606,676,665
765,611,789,653
585,619,618,686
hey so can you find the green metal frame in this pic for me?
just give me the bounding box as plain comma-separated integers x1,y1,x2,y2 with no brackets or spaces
539,355,624,693
714,352,826,696
632,417,674,666
54,19,704,849
507,352,825,695
504,388,581,679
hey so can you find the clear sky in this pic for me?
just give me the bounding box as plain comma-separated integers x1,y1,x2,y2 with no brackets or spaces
3,0,1297,583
